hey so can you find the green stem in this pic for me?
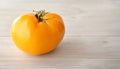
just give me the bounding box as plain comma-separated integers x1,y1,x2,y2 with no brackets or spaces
33,10,48,22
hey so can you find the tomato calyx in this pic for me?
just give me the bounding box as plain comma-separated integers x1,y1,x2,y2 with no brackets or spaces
33,10,48,22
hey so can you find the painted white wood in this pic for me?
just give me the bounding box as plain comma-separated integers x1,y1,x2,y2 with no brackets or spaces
0,0,120,69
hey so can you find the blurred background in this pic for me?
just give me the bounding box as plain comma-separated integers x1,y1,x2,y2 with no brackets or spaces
0,0,120,37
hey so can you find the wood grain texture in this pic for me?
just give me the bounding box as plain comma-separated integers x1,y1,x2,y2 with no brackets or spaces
0,0,120,69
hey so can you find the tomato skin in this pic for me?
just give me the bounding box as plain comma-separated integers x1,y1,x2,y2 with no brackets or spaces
11,11,65,55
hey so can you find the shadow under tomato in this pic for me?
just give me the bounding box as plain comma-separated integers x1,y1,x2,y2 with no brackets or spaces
35,37,85,58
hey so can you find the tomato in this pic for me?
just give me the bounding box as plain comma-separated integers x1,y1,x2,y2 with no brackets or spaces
11,10,65,55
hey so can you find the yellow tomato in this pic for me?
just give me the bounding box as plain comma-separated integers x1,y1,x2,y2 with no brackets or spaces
11,10,65,55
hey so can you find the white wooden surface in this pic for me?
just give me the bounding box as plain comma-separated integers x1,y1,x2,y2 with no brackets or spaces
0,0,120,69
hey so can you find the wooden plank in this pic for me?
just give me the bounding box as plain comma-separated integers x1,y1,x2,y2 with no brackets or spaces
0,0,120,36
0,36,120,59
